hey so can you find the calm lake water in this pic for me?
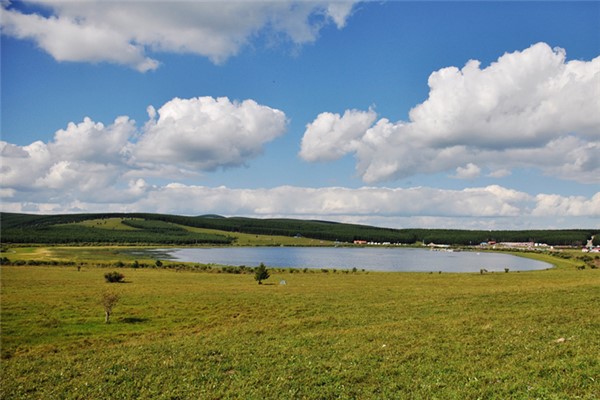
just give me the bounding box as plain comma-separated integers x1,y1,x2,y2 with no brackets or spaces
154,247,552,273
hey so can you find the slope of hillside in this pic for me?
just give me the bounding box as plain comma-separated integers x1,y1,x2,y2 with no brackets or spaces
1,212,597,246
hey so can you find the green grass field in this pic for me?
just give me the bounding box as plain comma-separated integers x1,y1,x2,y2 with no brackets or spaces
1,252,599,399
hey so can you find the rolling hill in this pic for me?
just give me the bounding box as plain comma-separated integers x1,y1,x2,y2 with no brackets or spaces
1,212,597,246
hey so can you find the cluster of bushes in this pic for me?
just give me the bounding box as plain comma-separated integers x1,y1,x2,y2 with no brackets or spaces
220,265,250,274
576,254,599,270
0,258,77,266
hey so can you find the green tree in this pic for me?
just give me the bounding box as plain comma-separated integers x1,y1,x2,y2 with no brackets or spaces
254,263,270,285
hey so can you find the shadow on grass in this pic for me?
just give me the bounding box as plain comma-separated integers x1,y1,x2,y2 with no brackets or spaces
118,317,149,324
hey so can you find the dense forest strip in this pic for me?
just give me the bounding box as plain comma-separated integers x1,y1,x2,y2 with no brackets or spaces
0,212,597,246
1,214,234,245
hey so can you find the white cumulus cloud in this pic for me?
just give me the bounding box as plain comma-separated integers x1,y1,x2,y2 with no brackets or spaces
300,43,600,183
0,96,286,202
0,0,358,70
299,108,377,162
134,97,287,170
533,192,600,217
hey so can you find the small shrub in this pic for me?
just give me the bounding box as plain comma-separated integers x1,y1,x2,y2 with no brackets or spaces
104,271,125,283
100,291,120,324
155,260,163,267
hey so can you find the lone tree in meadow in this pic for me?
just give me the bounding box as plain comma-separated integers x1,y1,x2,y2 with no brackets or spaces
100,291,120,324
254,263,270,284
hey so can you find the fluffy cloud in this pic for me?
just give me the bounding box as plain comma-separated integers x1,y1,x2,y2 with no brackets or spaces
0,96,286,200
135,97,287,170
300,43,600,183
299,109,377,162
0,1,358,71
50,117,134,163
533,192,600,217
453,163,481,180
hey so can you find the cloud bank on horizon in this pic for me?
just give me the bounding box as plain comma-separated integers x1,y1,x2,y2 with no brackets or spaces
1,1,599,229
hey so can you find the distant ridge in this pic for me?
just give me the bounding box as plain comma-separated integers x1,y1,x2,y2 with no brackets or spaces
0,212,597,246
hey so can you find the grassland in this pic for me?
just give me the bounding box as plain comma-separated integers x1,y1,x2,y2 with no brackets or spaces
1,250,598,399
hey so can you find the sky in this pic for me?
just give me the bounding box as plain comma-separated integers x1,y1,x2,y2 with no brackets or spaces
1,0,599,230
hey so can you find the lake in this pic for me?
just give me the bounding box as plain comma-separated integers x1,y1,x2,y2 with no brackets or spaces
153,247,552,273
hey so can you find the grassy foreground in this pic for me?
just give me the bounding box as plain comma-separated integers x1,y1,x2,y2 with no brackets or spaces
1,259,599,399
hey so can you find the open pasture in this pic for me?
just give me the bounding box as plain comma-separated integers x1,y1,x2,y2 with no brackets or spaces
1,254,598,399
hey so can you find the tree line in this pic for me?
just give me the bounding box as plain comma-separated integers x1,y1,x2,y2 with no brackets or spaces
1,214,233,245
1,212,597,246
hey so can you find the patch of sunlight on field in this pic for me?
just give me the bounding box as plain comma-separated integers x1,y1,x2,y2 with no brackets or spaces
4,247,55,261
72,218,141,230
180,225,334,246
4,246,158,264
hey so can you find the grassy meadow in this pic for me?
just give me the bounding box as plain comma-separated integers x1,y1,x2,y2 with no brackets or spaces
1,251,599,399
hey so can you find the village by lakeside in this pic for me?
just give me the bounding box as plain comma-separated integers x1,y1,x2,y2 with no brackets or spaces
352,235,600,254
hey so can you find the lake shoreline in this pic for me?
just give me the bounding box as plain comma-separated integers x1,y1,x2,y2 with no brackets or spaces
142,246,553,273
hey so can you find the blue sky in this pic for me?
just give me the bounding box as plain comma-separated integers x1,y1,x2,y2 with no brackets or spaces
1,1,599,229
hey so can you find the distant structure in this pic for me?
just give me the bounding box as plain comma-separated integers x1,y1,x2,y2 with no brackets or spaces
583,236,599,253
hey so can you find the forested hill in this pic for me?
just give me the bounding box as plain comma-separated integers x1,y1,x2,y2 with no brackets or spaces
1,212,597,246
